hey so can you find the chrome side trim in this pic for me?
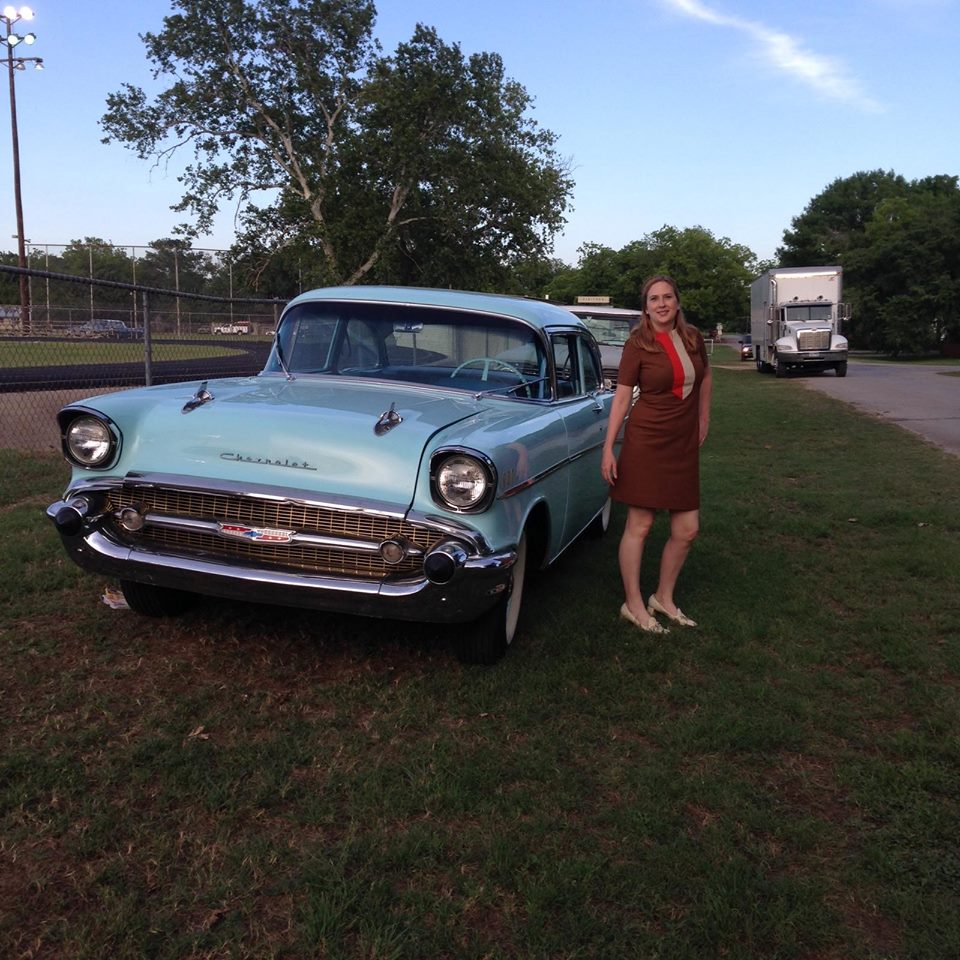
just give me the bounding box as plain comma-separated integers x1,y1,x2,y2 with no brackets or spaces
70,472,409,520
499,437,605,500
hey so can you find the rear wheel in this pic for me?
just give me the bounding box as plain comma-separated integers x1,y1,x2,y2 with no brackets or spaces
458,532,528,665
120,580,194,617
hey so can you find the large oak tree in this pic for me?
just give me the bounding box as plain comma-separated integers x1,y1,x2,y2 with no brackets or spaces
776,169,909,266
101,0,573,290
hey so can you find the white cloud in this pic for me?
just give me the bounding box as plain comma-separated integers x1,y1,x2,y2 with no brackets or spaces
661,0,884,112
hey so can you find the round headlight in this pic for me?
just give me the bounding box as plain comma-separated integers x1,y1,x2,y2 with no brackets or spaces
66,416,114,466
434,454,492,511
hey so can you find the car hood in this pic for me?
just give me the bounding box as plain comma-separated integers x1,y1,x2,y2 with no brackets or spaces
77,376,492,505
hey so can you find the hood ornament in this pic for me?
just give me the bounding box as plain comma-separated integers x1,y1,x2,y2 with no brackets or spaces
182,381,214,414
374,402,403,436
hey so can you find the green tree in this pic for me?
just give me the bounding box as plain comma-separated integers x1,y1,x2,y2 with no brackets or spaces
545,228,758,332
135,239,213,295
632,226,758,330
0,252,20,309
845,180,960,353
52,239,136,313
500,255,569,298
563,244,624,300
101,0,572,289
777,169,909,266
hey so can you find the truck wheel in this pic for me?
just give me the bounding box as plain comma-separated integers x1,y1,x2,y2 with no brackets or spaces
458,532,527,665
836,362,848,377
775,356,787,378
120,580,194,617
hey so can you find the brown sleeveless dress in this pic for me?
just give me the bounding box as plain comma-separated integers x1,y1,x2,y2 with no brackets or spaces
611,328,709,511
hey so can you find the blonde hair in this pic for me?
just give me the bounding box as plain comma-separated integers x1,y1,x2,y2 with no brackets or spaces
632,275,701,354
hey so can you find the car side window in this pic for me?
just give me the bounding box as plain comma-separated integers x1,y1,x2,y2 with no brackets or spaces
552,333,602,398
577,336,602,393
552,336,574,397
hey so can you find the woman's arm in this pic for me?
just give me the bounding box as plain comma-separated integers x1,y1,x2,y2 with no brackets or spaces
698,366,713,446
601,383,635,483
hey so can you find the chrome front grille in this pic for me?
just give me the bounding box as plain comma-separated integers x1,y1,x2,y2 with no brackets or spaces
798,329,831,351
106,486,439,579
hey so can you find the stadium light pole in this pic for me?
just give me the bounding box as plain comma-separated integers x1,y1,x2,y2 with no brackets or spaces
2,5,43,331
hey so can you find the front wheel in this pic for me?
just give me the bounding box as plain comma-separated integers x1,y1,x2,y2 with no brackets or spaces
120,580,194,617
775,355,787,378
458,532,528,665
836,362,848,377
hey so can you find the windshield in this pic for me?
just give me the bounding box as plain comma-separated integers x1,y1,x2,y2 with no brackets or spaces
784,304,833,323
265,301,550,398
575,315,636,345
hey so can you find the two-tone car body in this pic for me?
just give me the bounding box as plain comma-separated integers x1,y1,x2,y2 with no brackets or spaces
47,286,614,663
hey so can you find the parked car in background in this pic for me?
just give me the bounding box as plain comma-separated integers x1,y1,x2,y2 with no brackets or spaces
561,305,642,385
73,319,141,340
739,334,753,361
211,322,250,335
47,286,615,664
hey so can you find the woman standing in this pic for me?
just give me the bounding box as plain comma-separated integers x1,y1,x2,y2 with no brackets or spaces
600,276,713,633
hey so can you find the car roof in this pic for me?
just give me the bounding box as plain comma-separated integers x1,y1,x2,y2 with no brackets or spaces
563,305,643,320
285,285,586,332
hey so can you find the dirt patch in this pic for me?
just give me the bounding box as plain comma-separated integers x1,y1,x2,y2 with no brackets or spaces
0,389,95,452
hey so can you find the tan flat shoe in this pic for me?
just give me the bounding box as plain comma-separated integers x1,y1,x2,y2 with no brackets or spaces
647,594,697,627
620,603,669,634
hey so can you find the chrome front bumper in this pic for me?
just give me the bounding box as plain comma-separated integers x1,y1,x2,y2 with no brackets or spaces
47,492,517,624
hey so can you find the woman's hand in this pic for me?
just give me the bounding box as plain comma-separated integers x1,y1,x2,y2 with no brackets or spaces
601,449,618,484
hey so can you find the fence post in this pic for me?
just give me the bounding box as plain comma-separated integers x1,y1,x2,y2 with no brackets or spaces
142,290,153,386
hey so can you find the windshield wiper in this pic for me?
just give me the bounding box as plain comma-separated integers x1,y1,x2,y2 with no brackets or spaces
471,377,550,400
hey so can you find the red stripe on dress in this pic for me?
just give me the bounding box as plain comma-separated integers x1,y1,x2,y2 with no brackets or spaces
656,331,686,399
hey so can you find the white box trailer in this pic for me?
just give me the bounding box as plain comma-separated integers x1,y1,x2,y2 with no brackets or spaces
750,266,850,377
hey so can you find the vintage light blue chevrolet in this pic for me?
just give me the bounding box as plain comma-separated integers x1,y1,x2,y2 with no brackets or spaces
47,286,614,663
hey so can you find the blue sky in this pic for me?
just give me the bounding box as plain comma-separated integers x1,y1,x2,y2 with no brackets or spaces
2,0,958,266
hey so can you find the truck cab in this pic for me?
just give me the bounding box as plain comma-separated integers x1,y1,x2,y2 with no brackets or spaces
770,298,849,378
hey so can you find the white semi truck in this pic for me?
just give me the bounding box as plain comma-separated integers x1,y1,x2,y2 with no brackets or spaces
750,266,850,378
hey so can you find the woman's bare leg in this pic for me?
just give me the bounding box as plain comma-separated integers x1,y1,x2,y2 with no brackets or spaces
653,509,699,614
619,506,658,626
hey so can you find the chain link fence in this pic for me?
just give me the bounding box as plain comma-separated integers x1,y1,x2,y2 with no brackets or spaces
1,263,287,454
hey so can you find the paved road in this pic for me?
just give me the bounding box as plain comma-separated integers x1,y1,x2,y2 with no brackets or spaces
795,359,960,458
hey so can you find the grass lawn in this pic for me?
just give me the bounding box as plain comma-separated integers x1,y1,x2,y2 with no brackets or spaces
0,340,249,368
1,367,957,959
